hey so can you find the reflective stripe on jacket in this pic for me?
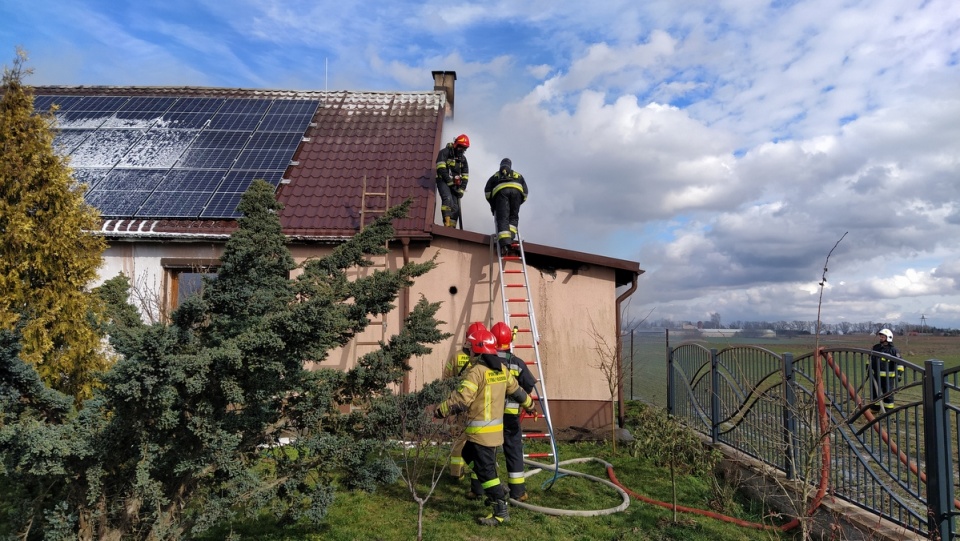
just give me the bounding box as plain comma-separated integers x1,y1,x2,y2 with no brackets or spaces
437,354,531,447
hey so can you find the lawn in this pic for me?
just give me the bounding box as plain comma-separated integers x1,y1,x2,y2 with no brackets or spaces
198,439,794,541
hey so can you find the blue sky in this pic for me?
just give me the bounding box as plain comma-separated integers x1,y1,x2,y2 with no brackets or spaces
3,0,960,330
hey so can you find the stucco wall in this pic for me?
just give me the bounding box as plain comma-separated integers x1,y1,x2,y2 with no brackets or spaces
97,236,620,427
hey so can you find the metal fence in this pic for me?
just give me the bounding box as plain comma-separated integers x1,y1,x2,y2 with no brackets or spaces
663,342,959,539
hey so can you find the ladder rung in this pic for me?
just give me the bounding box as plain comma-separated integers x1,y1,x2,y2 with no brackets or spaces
524,452,554,458
502,255,521,260
505,284,525,287
504,270,523,274
510,313,529,318
522,433,550,439
513,345,534,349
507,298,528,303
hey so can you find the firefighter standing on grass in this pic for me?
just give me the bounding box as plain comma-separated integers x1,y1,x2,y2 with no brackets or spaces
444,321,486,479
436,134,470,227
868,328,904,412
485,158,528,257
491,321,538,502
431,329,536,526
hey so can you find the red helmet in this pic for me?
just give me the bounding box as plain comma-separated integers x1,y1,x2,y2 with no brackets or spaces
470,329,497,355
491,322,512,350
464,321,487,347
453,134,470,149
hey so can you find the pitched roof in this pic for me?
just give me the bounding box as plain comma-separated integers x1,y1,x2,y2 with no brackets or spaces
31,85,443,240
30,85,643,284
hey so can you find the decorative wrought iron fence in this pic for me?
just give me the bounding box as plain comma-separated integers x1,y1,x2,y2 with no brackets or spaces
666,343,958,539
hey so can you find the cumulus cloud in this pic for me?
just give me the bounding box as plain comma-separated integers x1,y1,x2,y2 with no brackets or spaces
6,0,960,327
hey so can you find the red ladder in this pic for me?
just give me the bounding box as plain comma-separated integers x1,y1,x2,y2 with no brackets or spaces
494,232,558,466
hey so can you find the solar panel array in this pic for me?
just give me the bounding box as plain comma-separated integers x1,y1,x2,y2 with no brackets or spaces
33,94,320,219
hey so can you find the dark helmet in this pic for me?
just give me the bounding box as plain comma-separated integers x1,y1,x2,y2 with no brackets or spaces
470,329,497,355
491,322,513,350
453,134,470,149
499,158,512,174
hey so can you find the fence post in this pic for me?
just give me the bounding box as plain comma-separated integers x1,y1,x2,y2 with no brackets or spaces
711,348,719,444
667,345,674,416
629,330,634,401
923,359,954,539
782,352,796,480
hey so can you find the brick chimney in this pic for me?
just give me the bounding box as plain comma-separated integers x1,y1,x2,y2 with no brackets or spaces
432,70,457,119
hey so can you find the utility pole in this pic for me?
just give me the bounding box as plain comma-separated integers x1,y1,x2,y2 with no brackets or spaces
921,314,927,334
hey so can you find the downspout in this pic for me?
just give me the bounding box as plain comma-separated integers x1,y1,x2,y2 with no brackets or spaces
401,237,411,394
615,275,638,427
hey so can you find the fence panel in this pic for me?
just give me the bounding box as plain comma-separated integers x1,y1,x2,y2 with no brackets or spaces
666,342,948,538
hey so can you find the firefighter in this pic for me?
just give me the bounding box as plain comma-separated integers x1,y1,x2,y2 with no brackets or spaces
430,328,536,526
484,158,528,256
491,321,538,502
868,328,904,412
436,134,470,227
445,321,487,480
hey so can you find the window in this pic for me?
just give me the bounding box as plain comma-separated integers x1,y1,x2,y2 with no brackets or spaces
161,258,219,316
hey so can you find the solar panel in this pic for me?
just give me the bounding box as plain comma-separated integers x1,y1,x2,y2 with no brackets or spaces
153,170,226,192
71,168,112,191
69,129,147,167
100,169,167,192
54,129,93,154
219,170,284,192
137,190,213,218
201,191,245,219
117,129,197,168
36,94,320,220
208,114,262,131
176,147,241,169
258,114,314,133
233,149,293,171
84,189,152,217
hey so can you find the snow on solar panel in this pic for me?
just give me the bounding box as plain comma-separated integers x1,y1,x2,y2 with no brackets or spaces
36,94,319,219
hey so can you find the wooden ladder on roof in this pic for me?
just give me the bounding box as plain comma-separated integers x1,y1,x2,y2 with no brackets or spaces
356,175,391,352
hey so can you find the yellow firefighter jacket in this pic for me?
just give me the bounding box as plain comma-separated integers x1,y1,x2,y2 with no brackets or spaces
436,353,533,447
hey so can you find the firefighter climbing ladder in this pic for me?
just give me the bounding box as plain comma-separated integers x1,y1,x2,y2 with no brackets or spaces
494,232,560,477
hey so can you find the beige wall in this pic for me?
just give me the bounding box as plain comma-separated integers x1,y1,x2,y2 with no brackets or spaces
99,236,620,429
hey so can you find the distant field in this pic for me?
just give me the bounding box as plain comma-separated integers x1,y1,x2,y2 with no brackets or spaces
621,332,960,407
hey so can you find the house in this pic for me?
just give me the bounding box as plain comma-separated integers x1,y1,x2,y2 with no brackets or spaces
32,71,643,430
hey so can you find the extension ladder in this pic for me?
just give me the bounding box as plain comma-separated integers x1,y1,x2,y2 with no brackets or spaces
494,232,559,470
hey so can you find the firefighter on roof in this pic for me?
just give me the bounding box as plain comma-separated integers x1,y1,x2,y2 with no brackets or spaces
430,328,536,526
484,158,528,256
435,134,470,227
491,321,538,502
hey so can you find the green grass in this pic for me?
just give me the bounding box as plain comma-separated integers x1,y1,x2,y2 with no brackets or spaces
624,333,960,406
199,439,794,541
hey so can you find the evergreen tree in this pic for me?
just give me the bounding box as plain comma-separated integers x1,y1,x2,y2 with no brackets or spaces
0,48,108,400
1,177,449,540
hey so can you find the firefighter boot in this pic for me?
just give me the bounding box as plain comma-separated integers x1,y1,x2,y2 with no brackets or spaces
444,216,454,227
478,498,509,526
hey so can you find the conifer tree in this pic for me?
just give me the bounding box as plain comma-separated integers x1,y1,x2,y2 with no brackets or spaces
0,48,108,400
1,177,449,540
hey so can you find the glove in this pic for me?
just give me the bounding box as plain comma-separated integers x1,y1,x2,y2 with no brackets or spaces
433,407,443,419
455,189,464,197
522,397,536,415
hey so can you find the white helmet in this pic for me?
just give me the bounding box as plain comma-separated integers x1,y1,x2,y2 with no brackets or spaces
878,329,894,342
